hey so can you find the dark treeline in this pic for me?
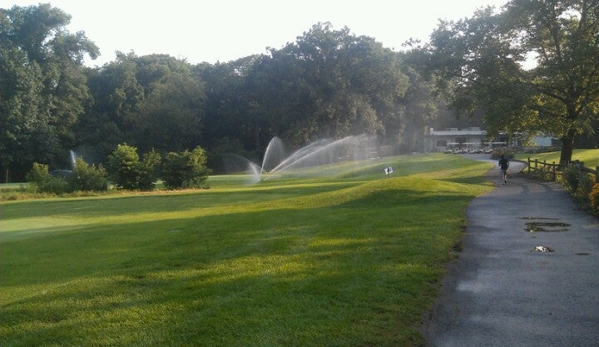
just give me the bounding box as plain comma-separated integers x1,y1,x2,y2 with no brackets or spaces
0,4,452,182
3,1,599,181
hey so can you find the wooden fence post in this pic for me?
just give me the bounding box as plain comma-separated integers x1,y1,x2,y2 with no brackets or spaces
552,161,556,181
527,158,531,174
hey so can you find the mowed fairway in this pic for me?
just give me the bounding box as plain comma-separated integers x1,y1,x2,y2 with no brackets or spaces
1,154,494,347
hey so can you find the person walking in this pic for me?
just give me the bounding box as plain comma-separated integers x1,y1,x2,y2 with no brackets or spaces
498,154,509,185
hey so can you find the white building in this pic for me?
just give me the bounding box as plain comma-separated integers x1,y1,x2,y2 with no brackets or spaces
424,127,559,152
424,127,488,152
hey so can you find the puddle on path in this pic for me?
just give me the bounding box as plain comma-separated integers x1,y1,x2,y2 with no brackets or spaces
525,222,570,232
520,217,571,232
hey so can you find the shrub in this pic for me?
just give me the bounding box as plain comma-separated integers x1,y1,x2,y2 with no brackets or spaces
561,164,580,192
26,163,52,191
139,149,162,190
573,174,595,209
46,179,71,194
26,163,69,194
107,144,160,190
532,165,554,181
162,146,211,190
68,158,109,192
590,183,599,214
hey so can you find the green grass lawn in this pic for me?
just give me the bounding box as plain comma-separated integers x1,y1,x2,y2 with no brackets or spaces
516,149,599,168
0,154,494,347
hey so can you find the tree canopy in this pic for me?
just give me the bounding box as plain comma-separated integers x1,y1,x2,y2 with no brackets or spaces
0,4,98,180
427,0,599,165
250,23,410,146
3,2,599,181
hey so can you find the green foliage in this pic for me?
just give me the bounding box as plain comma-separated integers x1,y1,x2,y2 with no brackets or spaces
428,0,599,165
107,144,140,189
68,158,108,192
3,8,444,180
79,53,207,163
559,164,595,209
573,174,595,210
0,4,99,179
525,151,599,211
531,165,555,182
590,184,599,215
26,159,108,194
140,149,162,189
107,144,160,191
561,164,581,192
77,54,143,162
25,163,52,190
244,23,410,146
161,146,211,189
25,163,70,194
127,60,206,154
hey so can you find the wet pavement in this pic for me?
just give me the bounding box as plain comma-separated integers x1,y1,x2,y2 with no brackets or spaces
424,156,599,347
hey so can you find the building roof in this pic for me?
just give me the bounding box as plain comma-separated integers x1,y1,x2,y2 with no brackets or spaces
429,127,486,136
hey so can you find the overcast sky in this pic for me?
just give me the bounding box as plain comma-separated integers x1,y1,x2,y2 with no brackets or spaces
1,0,509,67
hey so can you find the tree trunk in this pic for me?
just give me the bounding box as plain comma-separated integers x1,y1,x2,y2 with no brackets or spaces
559,130,575,167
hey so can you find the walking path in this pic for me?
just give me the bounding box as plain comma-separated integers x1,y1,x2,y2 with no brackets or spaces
424,156,599,347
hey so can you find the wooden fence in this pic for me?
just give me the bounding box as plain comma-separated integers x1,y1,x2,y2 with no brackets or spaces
527,158,599,183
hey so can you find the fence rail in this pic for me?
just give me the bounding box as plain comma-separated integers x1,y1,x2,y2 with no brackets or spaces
527,158,599,183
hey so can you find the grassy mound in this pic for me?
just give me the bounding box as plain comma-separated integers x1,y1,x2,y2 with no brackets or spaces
0,154,493,347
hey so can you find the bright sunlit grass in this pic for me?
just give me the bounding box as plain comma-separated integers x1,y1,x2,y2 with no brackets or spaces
516,149,599,168
0,154,494,347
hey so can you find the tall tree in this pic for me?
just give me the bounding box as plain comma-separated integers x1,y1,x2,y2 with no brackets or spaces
80,53,205,159
0,4,98,180
77,52,143,161
0,42,44,181
397,65,439,152
428,0,599,165
245,23,409,149
128,61,205,153
126,54,205,153
197,56,261,152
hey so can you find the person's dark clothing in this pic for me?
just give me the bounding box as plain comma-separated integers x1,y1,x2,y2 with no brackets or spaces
499,158,509,170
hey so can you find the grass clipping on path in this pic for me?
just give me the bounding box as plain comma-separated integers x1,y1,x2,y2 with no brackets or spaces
0,154,493,347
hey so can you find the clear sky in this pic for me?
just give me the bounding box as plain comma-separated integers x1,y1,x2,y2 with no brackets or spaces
1,0,509,67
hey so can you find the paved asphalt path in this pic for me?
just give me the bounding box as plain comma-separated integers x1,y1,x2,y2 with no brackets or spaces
424,156,599,347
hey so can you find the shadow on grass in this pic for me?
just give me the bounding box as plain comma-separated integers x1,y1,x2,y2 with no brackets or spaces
1,168,489,346
0,182,358,220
